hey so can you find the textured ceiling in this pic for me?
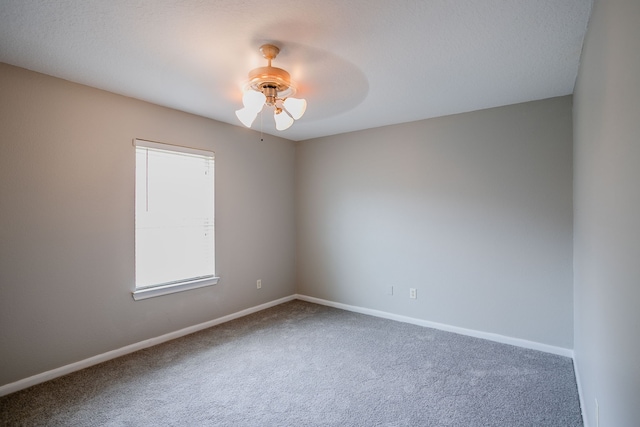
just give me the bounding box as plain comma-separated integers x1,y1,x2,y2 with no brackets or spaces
0,0,592,141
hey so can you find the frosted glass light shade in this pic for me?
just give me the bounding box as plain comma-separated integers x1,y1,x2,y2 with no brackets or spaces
274,110,294,130
242,90,266,112
235,107,258,128
283,97,307,120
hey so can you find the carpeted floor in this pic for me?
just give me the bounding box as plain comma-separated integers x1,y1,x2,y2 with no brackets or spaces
0,300,583,426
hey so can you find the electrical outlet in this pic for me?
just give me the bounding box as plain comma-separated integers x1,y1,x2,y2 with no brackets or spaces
409,288,417,299
257,279,262,289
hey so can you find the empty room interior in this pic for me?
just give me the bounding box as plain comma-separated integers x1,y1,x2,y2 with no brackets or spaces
0,0,638,425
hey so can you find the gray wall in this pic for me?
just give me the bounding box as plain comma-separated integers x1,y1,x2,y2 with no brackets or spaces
296,96,574,349
573,0,640,425
0,63,297,387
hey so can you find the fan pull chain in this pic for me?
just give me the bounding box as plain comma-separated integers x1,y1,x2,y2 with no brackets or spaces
260,109,264,141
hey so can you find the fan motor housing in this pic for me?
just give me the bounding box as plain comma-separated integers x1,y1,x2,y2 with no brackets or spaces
247,66,295,98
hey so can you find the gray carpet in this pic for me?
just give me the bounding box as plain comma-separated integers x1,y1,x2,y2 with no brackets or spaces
0,300,583,426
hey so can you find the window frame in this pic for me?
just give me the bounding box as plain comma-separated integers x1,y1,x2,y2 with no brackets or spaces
132,138,218,301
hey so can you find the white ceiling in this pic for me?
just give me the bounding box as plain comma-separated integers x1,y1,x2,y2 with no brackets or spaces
0,0,592,141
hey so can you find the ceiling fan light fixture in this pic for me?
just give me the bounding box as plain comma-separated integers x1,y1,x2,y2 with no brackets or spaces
274,107,294,130
235,107,259,128
283,97,307,120
236,44,306,131
242,90,266,112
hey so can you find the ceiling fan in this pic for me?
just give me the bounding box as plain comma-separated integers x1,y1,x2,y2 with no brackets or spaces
235,44,307,131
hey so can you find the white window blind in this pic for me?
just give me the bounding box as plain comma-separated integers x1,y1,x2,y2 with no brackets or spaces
133,139,216,299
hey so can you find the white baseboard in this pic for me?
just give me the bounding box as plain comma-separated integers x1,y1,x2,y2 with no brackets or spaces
1,293,575,398
295,294,574,358
0,295,296,397
572,355,589,427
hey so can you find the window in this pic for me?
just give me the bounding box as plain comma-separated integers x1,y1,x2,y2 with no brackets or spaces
133,139,218,300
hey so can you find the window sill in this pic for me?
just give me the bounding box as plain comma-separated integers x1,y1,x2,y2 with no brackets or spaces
132,277,219,301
